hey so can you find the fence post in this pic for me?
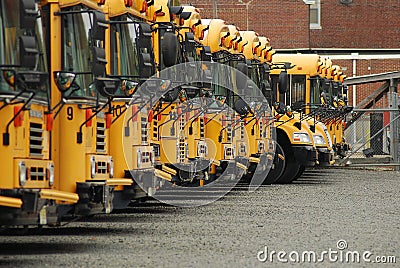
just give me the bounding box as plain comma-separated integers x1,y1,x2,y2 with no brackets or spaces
389,78,399,170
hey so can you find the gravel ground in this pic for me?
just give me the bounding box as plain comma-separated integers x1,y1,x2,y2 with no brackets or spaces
0,168,399,267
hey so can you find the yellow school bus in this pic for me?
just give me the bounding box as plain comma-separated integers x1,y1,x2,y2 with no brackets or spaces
0,0,78,227
199,18,250,181
44,0,131,217
102,0,172,208
273,54,349,161
269,55,318,183
236,30,276,184
271,54,333,171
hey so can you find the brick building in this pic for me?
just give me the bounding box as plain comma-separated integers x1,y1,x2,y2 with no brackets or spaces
178,0,400,107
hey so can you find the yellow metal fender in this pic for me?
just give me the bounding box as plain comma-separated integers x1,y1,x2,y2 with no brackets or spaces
40,189,79,203
0,196,23,209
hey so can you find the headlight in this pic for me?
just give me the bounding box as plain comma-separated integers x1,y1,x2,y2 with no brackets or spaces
293,132,310,143
19,161,27,186
150,151,155,165
258,140,265,153
322,125,333,148
197,141,208,157
108,158,114,178
47,163,55,186
224,145,234,159
137,149,142,168
313,134,326,145
90,156,96,178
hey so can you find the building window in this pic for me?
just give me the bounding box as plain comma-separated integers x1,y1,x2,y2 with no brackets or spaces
310,0,321,29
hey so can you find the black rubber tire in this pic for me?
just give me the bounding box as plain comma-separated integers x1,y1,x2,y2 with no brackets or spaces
162,32,179,67
274,136,301,184
293,165,306,181
263,142,285,184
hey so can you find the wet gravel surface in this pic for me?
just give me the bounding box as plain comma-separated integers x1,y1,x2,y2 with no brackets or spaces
0,168,399,267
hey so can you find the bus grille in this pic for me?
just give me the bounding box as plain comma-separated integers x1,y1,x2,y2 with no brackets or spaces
96,122,106,153
226,116,232,142
141,116,148,145
29,123,44,157
199,117,205,139
30,166,45,181
178,113,186,163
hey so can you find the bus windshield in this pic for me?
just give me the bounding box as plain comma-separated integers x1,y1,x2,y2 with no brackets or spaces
0,0,48,97
62,7,96,98
110,16,140,96
310,76,322,105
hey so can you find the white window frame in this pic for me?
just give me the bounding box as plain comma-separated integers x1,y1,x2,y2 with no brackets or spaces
310,0,321,29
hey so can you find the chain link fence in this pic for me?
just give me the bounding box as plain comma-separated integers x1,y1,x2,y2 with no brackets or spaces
341,109,400,168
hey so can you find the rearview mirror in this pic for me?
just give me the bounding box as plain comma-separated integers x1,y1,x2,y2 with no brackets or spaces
234,98,251,116
274,102,286,115
91,46,106,76
16,71,48,92
236,62,248,91
54,72,76,92
91,11,107,41
2,70,16,87
20,0,38,30
201,46,212,62
121,80,139,96
278,71,288,94
19,36,38,69
181,85,200,99
162,32,179,67
95,77,120,98
184,32,196,53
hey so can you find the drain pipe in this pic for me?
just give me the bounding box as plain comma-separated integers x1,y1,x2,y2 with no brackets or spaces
351,53,358,145
351,52,358,107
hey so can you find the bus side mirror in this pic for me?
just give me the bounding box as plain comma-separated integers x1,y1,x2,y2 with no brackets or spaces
234,98,251,116
201,46,212,62
263,63,270,81
91,47,107,76
236,62,248,91
19,36,38,69
184,32,196,53
91,11,107,41
202,69,212,88
54,72,76,93
95,77,120,98
20,0,38,30
278,71,288,94
162,32,179,67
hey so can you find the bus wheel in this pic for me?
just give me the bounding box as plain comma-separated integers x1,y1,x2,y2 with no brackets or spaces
293,165,306,181
263,142,285,184
274,139,300,184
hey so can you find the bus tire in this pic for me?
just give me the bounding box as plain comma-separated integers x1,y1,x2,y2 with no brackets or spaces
275,136,301,184
263,142,285,184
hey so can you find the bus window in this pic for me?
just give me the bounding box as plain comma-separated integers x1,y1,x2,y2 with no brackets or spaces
291,75,305,106
310,76,321,105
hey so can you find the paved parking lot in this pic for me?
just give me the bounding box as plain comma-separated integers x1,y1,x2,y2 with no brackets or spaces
0,168,399,267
